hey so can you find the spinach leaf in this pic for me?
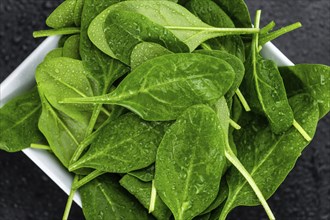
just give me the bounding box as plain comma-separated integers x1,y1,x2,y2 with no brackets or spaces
194,50,245,99
88,1,257,63
44,48,63,61
0,87,45,152
212,0,252,28
130,42,172,70
186,0,245,61
74,0,84,26
155,105,226,220
279,64,330,118
38,93,88,168
80,175,149,220
128,164,155,182
69,113,166,173
63,53,235,121
36,57,94,125
220,93,319,219
46,0,77,29
120,174,172,220
63,34,81,60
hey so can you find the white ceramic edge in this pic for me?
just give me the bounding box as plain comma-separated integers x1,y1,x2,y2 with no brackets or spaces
0,37,294,210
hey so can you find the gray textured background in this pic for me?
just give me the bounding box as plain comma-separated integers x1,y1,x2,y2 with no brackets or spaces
0,0,329,219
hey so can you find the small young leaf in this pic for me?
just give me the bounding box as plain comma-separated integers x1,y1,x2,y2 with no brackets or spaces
46,0,77,29
63,34,81,60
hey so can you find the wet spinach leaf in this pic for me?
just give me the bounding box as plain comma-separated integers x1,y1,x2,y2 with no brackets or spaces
279,64,330,118
155,105,226,220
0,87,45,152
46,0,77,29
220,93,319,219
128,164,155,182
80,174,149,220
120,174,172,220
63,34,81,60
69,113,166,172
44,48,63,61
63,53,235,121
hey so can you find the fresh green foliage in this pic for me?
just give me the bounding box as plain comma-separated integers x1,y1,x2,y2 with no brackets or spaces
220,93,319,219
120,174,172,220
155,105,226,220
69,113,166,172
80,175,149,220
62,53,235,121
0,87,45,152
63,34,81,59
4,1,330,220
280,64,330,118
88,1,258,64
46,0,77,29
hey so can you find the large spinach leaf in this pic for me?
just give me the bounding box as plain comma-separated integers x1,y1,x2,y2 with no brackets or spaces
155,105,226,220
63,53,235,121
120,174,172,220
80,175,149,220
219,93,319,219
88,1,257,64
0,87,45,152
69,113,166,172
279,64,330,118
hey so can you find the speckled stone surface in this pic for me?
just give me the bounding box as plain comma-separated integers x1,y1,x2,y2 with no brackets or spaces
0,0,329,220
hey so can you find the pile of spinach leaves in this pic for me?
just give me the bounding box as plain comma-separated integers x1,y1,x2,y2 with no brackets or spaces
1,0,329,219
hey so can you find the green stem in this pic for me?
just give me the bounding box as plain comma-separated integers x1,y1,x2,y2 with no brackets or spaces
229,119,241,130
33,27,80,38
260,21,276,35
293,119,312,142
235,89,251,112
30,144,51,151
69,106,124,165
164,26,259,34
62,175,79,220
148,180,157,213
72,170,105,190
259,22,302,45
225,146,275,220
200,42,212,51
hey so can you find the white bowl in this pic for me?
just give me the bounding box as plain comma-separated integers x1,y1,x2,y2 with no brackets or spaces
0,37,294,208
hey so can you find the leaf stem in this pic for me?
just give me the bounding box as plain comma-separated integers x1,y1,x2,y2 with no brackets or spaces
259,22,302,46
148,180,157,213
293,119,312,142
229,119,241,130
225,146,275,220
200,42,212,51
33,27,80,38
235,89,251,112
72,170,105,190
164,26,259,34
30,144,52,151
260,21,276,35
62,175,79,220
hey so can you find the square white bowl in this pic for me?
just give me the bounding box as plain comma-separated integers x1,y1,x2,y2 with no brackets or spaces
0,37,294,208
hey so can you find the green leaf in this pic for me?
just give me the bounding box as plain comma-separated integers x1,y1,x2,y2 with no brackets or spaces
46,0,77,29
220,93,319,219
279,64,330,118
155,105,226,220
130,42,172,70
80,175,149,220
0,87,45,152
63,53,235,121
63,34,81,60
212,0,252,28
44,48,63,61
128,164,155,182
69,113,166,172
120,174,172,220
74,0,84,26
